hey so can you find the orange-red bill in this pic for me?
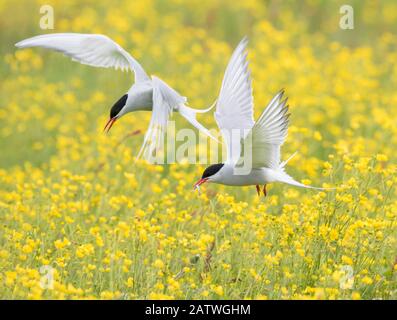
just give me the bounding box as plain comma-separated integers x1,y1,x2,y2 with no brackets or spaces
193,178,208,189
103,117,117,133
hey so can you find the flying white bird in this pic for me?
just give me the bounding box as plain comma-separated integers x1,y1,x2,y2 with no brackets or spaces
194,37,327,196
15,33,217,160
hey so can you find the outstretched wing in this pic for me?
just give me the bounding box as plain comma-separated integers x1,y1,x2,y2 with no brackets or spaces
137,76,185,161
15,33,149,82
138,76,218,161
241,90,290,169
214,37,254,165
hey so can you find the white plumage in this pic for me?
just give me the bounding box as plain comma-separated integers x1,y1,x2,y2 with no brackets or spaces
16,33,217,162
195,37,328,193
215,36,254,165
16,33,149,81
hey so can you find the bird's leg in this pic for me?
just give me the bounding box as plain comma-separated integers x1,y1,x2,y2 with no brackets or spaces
256,185,260,196
263,185,267,197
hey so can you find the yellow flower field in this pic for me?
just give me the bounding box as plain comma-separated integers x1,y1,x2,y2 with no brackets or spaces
0,0,397,299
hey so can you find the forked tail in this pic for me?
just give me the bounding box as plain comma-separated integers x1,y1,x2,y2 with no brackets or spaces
274,170,324,189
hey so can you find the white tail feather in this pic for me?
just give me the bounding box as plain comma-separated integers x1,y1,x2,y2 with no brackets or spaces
192,99,217,113
179,104,219,142
137,76,218,161
280,151,297,169
273,170,328,190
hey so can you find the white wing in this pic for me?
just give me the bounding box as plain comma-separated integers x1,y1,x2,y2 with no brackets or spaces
137,76,185,161
138,76,218,161
241,90,290,169
15,33,149,83
214,37,254,164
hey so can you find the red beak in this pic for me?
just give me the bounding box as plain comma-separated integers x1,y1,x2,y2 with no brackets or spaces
103,117,117,133
193,177,208,189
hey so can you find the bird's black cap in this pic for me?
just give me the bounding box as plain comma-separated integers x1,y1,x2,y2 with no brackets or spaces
110,94,128,118
202,163,224,179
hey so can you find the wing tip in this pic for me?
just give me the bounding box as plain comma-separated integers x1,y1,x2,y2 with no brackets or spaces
237,36,249,53
241,35,249,44
278,88,286,96
15,35,45,48
15,41,25,48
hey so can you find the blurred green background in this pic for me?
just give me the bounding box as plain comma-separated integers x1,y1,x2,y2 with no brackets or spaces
1,0,396,168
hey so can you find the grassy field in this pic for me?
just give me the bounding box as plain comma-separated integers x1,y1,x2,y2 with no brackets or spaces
0,0,396,299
